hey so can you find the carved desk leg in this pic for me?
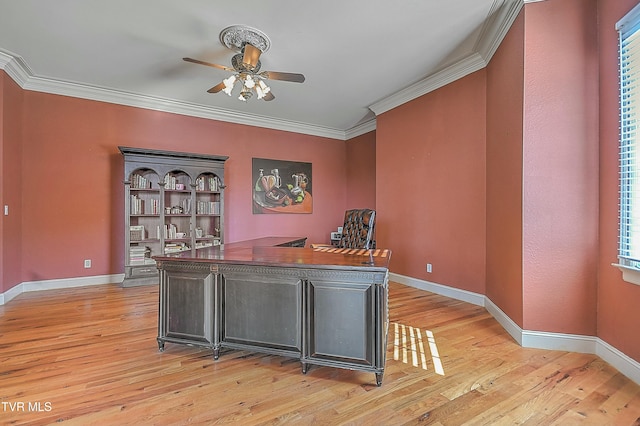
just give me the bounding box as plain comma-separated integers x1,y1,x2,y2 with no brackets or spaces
375,372,383,387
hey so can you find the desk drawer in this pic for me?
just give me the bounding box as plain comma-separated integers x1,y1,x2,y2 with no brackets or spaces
129,265,157,277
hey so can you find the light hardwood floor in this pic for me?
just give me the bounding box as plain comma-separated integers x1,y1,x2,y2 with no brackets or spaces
0,281,639,425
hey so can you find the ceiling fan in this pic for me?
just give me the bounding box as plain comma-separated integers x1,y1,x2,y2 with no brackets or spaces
183,25,305,102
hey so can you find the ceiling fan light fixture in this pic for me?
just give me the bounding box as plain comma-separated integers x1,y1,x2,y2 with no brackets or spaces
238,88,253,101
184,25,303,103
222,75,237,95
257,80,270,93
255,79,271,100
244,74,255,89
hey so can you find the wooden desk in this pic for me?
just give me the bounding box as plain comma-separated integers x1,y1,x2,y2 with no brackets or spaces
153,237,392,386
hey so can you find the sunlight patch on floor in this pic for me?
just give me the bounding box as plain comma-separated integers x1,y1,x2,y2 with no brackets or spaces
392,322,445,376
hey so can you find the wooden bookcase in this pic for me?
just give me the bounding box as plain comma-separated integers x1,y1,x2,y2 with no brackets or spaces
119,146,228,287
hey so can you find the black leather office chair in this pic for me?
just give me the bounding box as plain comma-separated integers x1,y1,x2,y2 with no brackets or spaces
337,209,376,249
311,208,376,250
330,209,376,249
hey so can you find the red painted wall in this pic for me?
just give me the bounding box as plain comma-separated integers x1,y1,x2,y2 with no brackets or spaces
0,72,4,293
16,91,348,283
521,0,599,335
377,71,487,294
1,73,23,293
598,0,640,361
345,130,376,211
0,72,3,292
486,11,525,326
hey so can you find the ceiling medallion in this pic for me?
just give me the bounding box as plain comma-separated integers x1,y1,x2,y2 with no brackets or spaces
219,25,271,53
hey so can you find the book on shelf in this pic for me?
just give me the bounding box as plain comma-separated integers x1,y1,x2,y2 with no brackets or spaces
164,242,189,253
181,198,192,214
131,173,151,189
130,194,143,215
196,200,220,214
158,223,187,239
164,174,183,190
147,198,159,214
129,246,153,265
130,195,159,215
196,175,220,192
194,238,221,249
159,224,176,239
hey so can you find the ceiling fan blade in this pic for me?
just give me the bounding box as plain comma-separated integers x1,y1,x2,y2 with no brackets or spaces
263,92,275,101
207,82,226,93
242,44,262,69
261,71,305,83
183,57,233,72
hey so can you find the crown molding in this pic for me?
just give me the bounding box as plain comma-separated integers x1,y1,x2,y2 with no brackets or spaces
475,0,524,63
0,50,31,87
369,52,487,116
1,1,524,141
25,76,347,140
344,118,376,140
0,50,348,141
369,0,523,116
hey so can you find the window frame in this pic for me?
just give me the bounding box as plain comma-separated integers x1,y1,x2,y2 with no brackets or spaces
614,3,640,286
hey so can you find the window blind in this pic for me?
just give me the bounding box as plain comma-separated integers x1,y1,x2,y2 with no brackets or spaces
618,8,640,268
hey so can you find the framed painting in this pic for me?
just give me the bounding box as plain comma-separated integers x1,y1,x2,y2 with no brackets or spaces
252,158,312,214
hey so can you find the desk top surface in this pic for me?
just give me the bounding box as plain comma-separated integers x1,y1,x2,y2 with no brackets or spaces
153,236,391,271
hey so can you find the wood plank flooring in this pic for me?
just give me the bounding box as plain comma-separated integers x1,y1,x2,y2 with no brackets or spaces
0,282,639,425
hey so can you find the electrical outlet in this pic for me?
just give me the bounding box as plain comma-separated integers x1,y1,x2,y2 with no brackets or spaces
84,259,91,268
426,263,432,273
3,205,8,216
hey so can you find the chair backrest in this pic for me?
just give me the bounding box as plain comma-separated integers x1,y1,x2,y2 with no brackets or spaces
338,209,376,249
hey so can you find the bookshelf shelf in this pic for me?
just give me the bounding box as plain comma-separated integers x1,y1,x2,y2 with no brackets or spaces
120,146,228,287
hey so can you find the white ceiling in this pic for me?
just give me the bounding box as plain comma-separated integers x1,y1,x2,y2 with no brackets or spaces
0,0,522,139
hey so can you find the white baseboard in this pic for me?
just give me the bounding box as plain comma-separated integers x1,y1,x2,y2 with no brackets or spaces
393,272,640,386
0,273,125,305
484,296,524,345
390,273,486,306
596,339,640,386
